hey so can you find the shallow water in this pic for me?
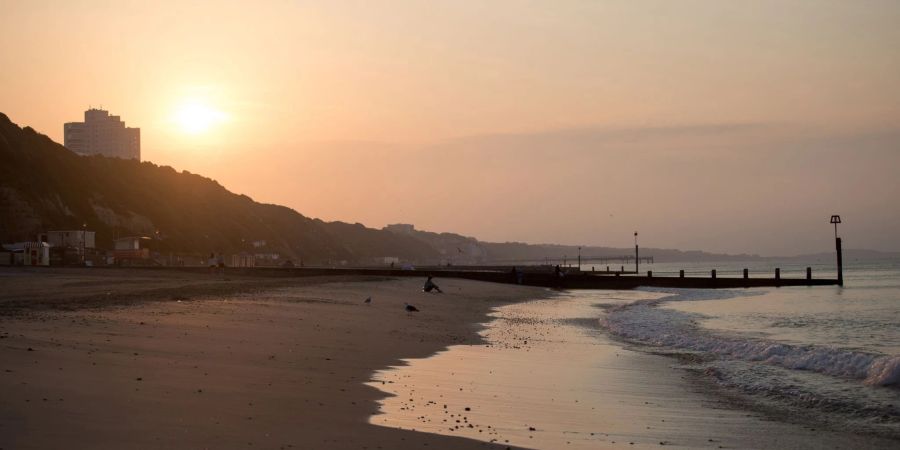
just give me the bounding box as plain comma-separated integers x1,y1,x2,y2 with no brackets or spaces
368,276,900,448
598,259,900,440
655,259,900,356
370,290,896,449
664,286,900,354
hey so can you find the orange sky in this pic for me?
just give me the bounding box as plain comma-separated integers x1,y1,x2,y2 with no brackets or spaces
2,1,899,255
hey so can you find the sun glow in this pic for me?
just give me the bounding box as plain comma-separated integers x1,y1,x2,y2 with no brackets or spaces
173,100,227,134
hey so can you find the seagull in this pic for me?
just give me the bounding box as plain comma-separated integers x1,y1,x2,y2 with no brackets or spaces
364,296,372,305
404,303,419,315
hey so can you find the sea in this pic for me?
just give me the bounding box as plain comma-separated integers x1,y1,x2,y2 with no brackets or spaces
598,258,900,436
370,257,900,448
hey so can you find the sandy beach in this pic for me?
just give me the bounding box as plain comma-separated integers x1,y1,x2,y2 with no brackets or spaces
0,267,548,449
2,268,897,450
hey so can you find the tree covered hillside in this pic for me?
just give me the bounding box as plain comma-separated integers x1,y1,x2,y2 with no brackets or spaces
0,113,439,264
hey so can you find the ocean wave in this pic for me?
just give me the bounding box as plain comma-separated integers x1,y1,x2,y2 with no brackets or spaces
700,360,900,434
601,289,900,387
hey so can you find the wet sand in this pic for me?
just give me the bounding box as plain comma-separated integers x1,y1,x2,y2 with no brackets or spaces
0,268,548,449
370,291,900,449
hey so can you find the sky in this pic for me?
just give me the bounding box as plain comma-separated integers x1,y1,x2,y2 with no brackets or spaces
1,0,899,256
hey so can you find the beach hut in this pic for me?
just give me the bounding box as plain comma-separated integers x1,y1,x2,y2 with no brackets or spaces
112,236,151,264
24,242,51,266
1,242,51,266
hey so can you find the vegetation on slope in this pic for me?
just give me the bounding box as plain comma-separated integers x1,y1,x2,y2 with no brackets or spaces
0,113,438,264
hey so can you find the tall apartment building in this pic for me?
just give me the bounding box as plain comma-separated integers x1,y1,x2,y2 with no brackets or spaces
64,108,140,160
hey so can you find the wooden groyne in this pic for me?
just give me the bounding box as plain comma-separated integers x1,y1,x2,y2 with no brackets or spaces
542,273,839,289
4,265,839,290
140,266,840,290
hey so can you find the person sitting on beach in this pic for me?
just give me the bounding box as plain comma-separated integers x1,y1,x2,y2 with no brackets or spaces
554,264,565,278
511,266,524,285
423,276,443,293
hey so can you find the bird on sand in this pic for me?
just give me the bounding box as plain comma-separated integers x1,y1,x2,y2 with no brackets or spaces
364,296,372,304
404,303,419,314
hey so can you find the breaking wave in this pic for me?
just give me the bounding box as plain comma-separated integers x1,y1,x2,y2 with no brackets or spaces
602,289,900,387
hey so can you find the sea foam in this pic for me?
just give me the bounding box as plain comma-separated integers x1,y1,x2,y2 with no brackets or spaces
601,289,900,387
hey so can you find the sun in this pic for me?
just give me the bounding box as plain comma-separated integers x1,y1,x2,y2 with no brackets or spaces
173,100,226,134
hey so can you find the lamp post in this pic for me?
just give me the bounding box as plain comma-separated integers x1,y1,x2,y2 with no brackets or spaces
577,246,582,270
830,215,843,286
81,222,87,266
634,232,639,275
154,229,167,265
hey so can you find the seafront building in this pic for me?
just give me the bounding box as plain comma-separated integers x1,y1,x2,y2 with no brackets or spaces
43,230,96,250
64,108,140,160
113,236,150,262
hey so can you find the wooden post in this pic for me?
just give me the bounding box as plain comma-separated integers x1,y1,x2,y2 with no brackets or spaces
679,269,684,278
743,268,748,279
806,267,812,280
711,269,716,279
635,245,639,274
836,237,843,286
831,215,843,287
634,232,639,275
606,266,610,273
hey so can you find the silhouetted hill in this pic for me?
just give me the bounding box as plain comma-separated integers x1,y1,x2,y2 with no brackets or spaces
479,242,762,263
383,224,763,264
777,249,900,263
0,113,439,264
2,113,875,267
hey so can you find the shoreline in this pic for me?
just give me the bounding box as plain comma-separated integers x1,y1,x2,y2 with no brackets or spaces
0,268,551,449
369,290,900,449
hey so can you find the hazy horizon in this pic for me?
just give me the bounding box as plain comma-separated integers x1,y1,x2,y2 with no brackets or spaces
3,1,899,255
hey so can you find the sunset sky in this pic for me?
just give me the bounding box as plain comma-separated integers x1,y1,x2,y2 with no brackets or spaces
2,0,899,255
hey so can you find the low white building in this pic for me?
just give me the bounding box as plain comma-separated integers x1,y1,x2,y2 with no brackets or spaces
24,242,50,266
114,236,145,250
113,236,150,261
1,242,50,266
232,253,256,267
45,230,95,249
